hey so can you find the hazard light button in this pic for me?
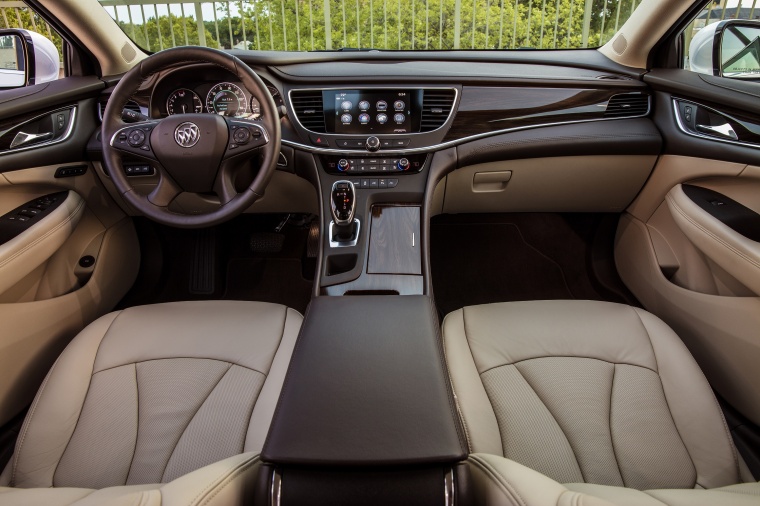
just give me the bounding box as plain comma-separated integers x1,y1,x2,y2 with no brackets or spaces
310,134,330,147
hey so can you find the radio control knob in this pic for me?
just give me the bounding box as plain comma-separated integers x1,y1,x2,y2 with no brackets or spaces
366,136,380,152
397,158,410,171
337,159,350,172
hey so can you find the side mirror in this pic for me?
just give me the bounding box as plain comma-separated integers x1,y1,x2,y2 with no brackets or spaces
0,28,60,89
689,19,760,80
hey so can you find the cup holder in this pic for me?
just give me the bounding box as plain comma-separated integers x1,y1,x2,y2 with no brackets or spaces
326,253,357,276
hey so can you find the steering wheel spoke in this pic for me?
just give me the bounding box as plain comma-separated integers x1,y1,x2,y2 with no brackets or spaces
224,119,269,160
109,121,162,161
148,166,183,208
101,46,280,228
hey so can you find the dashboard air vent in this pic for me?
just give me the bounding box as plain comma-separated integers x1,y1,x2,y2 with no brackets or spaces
98,99,141,122
604,93,650,118
420,89,456,132
291,91,326,132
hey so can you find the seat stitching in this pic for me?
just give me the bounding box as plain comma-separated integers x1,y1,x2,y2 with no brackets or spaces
631,308,698,488
93,357,268,378
512,363,586,483
608,364,626,487
468,455,527,506
429,298,468,456
17,310,124,487
443,310,474,453
196,456,260,506
159,362,234,483
262,301,314,451
461,308,503,456
187,454,260,506
242,306,288,451
124,364,140,486
639,306,741,482
479,357,657,376
640,490,674,506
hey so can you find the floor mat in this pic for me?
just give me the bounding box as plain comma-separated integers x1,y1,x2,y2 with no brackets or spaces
224,257,313,313
118,215,315,314
430,213,638,316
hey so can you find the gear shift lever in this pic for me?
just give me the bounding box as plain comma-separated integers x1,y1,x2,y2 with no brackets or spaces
330,180,357,242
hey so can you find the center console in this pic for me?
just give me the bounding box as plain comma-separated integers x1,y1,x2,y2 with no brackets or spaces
286,86,460,297
258,295,467,506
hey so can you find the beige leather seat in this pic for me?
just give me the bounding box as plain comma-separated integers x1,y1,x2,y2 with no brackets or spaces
0,300,302,506
443,300,759,506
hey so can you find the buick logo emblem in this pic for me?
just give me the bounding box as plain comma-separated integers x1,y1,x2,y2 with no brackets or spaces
174,122,200,148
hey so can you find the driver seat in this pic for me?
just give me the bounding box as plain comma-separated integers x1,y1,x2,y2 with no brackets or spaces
0,300,302,505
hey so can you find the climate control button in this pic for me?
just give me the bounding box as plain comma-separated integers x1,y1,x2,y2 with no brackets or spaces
337,159,350,172
397,158,410,171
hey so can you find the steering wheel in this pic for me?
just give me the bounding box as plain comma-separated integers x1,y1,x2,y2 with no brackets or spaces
101,47,281,228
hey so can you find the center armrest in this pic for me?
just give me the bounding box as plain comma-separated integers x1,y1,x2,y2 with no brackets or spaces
261,295,467,466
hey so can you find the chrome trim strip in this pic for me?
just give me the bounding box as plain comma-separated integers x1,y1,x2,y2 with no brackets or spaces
445,468,455,506
287,86,460,137
270,468,282,506
329,219,361,248
0,106,77,157
672,98,760,150
281,109,651,156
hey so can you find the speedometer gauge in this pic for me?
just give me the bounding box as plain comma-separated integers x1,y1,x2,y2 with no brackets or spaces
166,89,203,115
206,82,247,116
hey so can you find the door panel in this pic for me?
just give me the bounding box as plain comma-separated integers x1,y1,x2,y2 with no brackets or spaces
0,78,139,426
616,73,760,424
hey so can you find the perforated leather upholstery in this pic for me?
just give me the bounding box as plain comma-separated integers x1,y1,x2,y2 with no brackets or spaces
444,300,758,505
0,301,302,505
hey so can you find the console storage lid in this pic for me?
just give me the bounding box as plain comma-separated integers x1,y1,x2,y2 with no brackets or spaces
262,295,467,465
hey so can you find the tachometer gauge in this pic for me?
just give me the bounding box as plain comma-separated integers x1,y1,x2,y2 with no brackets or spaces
206,82,247,116
250,97,262,119
166,88,203,115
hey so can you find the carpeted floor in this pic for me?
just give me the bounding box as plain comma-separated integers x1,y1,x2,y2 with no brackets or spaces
118,215,315,314
430,213,638,316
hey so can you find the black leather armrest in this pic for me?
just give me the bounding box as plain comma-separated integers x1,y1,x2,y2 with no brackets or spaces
262,295,467,466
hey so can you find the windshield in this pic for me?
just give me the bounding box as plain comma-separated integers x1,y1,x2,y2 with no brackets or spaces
97,0,641,52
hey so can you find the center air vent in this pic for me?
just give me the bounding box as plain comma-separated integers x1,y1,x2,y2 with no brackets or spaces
291,90,326,132
98,99,141,122
604,93,650,118
420,89,456,132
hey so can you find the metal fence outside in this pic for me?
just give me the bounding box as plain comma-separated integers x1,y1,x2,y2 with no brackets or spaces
2,0,756,55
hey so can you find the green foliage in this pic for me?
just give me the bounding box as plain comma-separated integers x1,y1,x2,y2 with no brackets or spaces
0,3,64,57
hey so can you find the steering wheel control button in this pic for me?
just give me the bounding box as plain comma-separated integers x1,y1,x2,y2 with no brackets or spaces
127,129,146,147
233,127,251,144
366,136,380,152
174,122,201,148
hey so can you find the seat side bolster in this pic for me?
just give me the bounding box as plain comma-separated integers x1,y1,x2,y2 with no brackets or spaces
11,312,121,488
635,308,741,489
159,453,260,506
442,309,503,456
244,307,303,453
468,454,618,506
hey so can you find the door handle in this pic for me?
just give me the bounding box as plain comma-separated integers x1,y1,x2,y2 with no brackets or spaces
10,131,54,149
696,123,738,140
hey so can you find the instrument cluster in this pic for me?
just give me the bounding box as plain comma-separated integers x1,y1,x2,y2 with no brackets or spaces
155,76,284,120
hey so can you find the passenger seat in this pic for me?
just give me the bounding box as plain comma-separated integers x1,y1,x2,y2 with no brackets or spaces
443,300,759,505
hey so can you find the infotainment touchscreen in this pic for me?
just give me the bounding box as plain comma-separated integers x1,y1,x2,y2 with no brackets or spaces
323,90,423,135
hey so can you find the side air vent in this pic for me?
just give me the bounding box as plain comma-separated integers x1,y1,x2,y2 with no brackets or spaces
98,99,141,122
420,89,456,132
604,93,650,118
291,91,326,132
